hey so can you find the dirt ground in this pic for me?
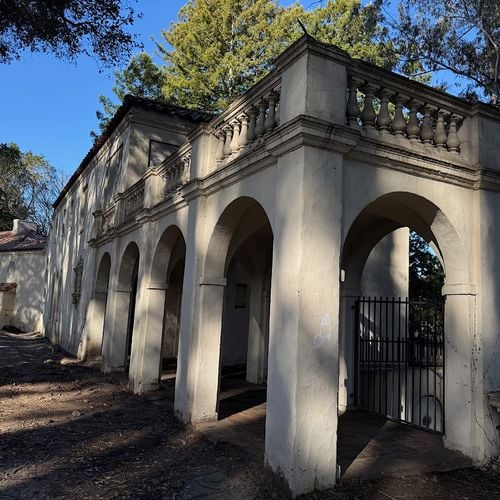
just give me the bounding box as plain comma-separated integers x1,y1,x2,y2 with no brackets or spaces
1,330,500,499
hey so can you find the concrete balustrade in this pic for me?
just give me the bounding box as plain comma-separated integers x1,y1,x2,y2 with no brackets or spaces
101,203,116,236
346,74,466,154
123,180,145,220
213,84,281,163
157,145,192,197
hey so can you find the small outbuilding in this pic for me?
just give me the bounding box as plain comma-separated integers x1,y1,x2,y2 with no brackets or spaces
0,220,46,331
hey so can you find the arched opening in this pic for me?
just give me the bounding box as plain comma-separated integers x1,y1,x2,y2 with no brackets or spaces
337,192,470,478
218,222,273,419
116,242,140,372
197,197,273,456
86,253,111,359
146,226,186,389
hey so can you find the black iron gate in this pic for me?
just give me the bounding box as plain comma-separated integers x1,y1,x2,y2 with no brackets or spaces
355,297,445,433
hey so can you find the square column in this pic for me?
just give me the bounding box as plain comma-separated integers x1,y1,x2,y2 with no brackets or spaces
101,283,132,372
441,284,476,457
265,147,343,495
175,197,222,422
128,281,167,393
246,275,267,384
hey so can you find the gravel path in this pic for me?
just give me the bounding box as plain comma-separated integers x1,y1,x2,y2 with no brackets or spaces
1,330,499,499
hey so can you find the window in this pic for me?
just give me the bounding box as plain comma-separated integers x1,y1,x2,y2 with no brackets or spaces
235,283,248,309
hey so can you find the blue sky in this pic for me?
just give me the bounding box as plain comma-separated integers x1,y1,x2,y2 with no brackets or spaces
0,0,457,179
1,0,311,178
0,0,187,177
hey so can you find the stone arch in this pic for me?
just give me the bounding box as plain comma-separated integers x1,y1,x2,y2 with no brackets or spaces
117,242,140,290
193,196,274,422
102,241,140,372
138,225,186,391
204,196,274,280
85,252,111,358
341,191,467,291
339,191,473,455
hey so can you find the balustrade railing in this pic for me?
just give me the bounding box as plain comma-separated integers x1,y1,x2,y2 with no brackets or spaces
157,144,192,198
212,77,281,163
346,71,468,155
123,180,145,220
101,203,116,235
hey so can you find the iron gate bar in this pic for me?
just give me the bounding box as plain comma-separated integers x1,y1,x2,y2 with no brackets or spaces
355,297,445,434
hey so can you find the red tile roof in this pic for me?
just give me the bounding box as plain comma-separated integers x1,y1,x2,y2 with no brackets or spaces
0,230,46,252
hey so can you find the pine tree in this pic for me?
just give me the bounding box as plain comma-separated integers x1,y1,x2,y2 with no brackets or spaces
96,0,398,125
95,53,165,135
157,0,291,111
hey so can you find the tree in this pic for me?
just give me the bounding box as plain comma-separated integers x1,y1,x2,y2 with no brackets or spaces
305,0,397,69
96,0,399,128
0,0,140,66
158,0,399,112
0,143,64,234
390,0,500,104
409,231,444,301
95,53,165,135
157,0,290,112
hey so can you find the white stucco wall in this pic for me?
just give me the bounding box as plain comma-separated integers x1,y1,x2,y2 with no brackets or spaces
41,35,500,497
0,250,46,331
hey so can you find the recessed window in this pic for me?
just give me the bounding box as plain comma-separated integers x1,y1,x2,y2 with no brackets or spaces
235,283,248,309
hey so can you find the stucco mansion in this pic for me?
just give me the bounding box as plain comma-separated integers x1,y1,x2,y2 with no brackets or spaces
42,36,500,494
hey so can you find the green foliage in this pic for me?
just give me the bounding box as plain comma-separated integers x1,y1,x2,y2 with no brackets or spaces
304,0,397,69
390,0,500,103
0,0,140,66
95,53,165,135
158,0,400,111
158,0,290,111
0,143,63,234
96,0,400,128
409,231,444,301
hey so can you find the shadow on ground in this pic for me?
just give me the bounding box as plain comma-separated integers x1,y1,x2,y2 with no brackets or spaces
1,330,499,500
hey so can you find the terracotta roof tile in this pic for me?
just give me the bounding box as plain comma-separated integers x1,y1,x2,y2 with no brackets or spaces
0,230,46,252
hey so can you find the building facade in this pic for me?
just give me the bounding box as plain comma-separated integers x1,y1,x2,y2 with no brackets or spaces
0,219,46,331
43,36,500,495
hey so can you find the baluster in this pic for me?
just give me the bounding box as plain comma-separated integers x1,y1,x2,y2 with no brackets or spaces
406,100,421,140
264,91,278,131
182,154,191,183
230,119,241,153
447,114,461,152
215,130,225,161
346,76,362,127
434,110,447,149
255,99,267,138
247,106,258,142
222,124,233,157
360,83,378,129
166,170,172,193
376,88,393,131
172,165,179,188
420,105,434,144
238,114,249,149
391,95,407,136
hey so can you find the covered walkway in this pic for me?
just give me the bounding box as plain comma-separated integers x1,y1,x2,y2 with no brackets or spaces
198,404,471,480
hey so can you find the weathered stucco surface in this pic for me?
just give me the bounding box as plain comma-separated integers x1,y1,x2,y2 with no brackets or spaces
42,36,500,496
